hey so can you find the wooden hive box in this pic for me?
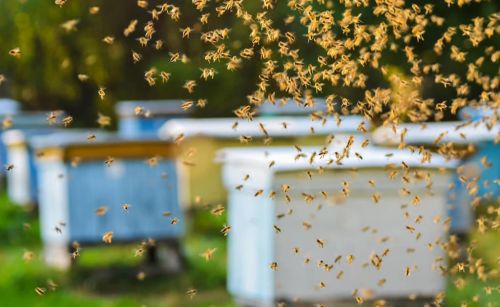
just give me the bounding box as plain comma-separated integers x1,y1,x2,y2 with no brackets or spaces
115,100,189,138
158,115,370,206
2,128,75,206
217,138,456,306
32,132,183,269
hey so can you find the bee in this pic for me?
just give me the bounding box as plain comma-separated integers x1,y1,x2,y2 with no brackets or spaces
95,206,108,216
270,262,278,271
102,231,113,244
186,288,197,299
405,266,412,276
211,205,225,216
60,19,79,32
5,164,14,171
77,74,89,82
132,51,142,63
102,36,115,44
23,250,34,262
104,157,114,167
181,100,194,110
9,48,21,58
254,189,264,197
137,271,146,281
35,287,46,296
221,224,231,236
183,80,197,93
171,217,179,225
62,116,73,127
97,87,106,100
200,248,217,261
89,6,100,14
2,117,12,129
316,239,325,248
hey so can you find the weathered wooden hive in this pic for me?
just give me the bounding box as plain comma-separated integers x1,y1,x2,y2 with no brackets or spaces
32,132,184,269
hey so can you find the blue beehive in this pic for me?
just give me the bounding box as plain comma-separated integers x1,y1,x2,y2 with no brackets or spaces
32,132,184,269
459,107,500,204
372,119,500,234
115,100,188,138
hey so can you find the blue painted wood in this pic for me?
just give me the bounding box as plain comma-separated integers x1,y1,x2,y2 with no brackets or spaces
33,133,184,245
449,106,500,232
66,159,183,243
115,100,189,138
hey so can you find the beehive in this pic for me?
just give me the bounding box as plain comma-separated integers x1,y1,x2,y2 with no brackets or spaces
0,109,53,177
115,100,188,138
372,120,500,233
32,132,184,269
158,115,369,206
2,128,73,205
218,139,455,305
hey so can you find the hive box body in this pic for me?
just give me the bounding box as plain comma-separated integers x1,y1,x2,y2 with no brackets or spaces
37,159,183,246
116,100,187,138
32,134,184,268
220,145,452,305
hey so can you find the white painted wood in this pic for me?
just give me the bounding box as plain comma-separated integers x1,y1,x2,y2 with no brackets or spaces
219,143,454,304
159,116,369,140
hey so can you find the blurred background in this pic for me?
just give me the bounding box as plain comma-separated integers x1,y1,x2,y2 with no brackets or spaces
0,0,499,306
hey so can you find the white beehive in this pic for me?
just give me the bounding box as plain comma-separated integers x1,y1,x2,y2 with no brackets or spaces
218,138,456,305
159,115,370,206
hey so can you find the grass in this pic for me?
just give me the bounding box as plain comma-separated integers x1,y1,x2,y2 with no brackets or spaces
0,192,234,307
1,188,499,306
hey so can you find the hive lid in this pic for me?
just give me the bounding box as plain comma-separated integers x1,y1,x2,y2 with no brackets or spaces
159,116,370,140
2,128,69,146
257,98,328,116
31,131,176,161
459,106,499,121
115,100,188,117
0,99,20,115
372,121,500,146
1,111,66,129
216,136,457,171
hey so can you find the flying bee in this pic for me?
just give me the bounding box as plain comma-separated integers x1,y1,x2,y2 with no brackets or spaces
186,288,197,299
270,262,278,271
2,117,12,129
104,157,114,167
316,239,325,248
200,248,217,261
102,231,113,244
122,203,131,212
97,87,106,100
9,48,21,58
95,206,108,216
211,205,225,216
221,224,231,236
35,287,46,296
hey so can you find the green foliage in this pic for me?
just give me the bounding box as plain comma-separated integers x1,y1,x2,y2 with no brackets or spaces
1,0,498,125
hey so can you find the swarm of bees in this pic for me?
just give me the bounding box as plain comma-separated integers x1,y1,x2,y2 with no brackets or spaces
3,0,498,305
